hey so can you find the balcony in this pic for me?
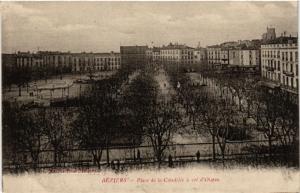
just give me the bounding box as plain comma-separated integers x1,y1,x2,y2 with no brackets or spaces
283,70,294,77
265,66,275,71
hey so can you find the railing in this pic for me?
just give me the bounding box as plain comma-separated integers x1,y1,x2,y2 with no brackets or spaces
265,66,275,71
283,70,294,77
4,139,294,172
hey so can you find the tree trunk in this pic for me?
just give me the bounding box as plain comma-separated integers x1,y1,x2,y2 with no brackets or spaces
212,135,216,160
268,136,272,160
54,150,57,167
106,146,110,166
18,85,22,97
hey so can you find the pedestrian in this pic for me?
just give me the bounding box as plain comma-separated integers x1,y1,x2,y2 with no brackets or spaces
168,155,173,168
111,160,115,170
196,151,200,162
137,150,141,164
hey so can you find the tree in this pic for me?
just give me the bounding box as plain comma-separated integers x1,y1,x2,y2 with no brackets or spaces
43,108,69,167
143,100,182,167
256,87,283,159
15,110,45,171
72,83,119,169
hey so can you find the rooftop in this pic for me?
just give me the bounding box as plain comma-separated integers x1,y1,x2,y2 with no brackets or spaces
262,36,298,45
161,43,194,50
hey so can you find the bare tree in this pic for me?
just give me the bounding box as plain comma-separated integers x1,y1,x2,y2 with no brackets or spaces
143,100,182,167
255,87,283,159
72,83,119,169
43,108,69,167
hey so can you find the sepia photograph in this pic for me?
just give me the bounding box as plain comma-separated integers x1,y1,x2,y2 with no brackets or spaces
1,1,299,193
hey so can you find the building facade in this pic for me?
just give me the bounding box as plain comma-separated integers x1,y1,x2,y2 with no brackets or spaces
207,46,221,68
261,37,298,93
93,52,121,71
120,46,148,69
159,43,194,66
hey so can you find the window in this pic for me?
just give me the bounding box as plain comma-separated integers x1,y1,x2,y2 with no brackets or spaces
290,52,293,61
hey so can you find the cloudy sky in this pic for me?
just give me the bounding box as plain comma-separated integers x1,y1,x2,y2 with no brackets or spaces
1,1,298,53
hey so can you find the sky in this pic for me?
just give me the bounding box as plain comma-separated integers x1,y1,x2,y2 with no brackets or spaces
0,1,298,53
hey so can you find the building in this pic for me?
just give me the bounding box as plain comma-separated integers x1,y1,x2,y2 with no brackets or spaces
193,47,207,66
152,47,161,63
2,53,17,70
159,43,194,67
220,48,229,67
93,52,121,71
71,52,94,73
262,27,276,43
239,49,260,67
120,46,148,69
39,51,72,73
207,45,221,68
261,37,298,93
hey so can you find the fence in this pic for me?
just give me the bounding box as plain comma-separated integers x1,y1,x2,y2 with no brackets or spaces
3,139,296,172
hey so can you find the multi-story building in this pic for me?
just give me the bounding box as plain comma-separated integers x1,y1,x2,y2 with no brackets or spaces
16,52,33,68
228,48,260,66
71,53,94,73
261,37,298,93
153,47,161,63
239,49,260,67
193,47,207,66
207,45,221,68
159,43,194,66
39,51,72,73
220,48,229,67
120,46,148,69
2,53,17,72
94,52,121,71
145,48,153,64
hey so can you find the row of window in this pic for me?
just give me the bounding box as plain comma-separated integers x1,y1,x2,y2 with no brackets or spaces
264,71,299,89
262,50,298,61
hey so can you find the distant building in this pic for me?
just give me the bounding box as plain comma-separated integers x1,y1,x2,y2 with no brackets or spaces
16,52,35,69
71,53,94,73
228,48,260,69
207,45,221,68
2,53,17,70
262,27,276,42
93,52,121,72
153,47,161,63
159,43,194,66
193,47,207,66
261,37,298,93
120,46,148,69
